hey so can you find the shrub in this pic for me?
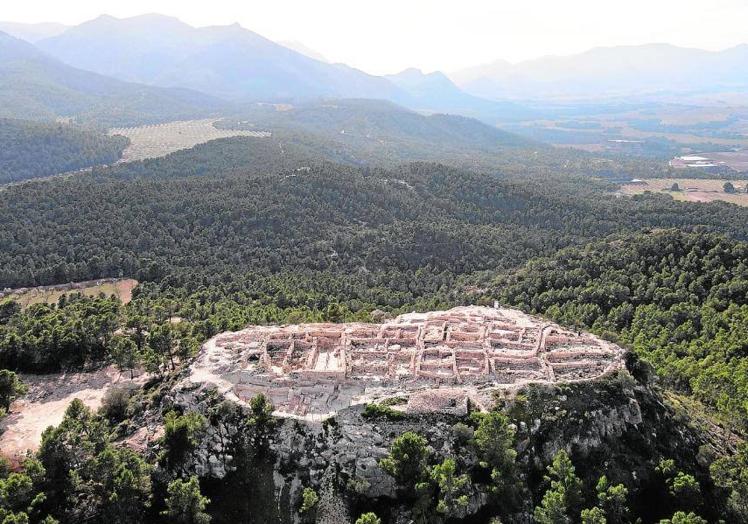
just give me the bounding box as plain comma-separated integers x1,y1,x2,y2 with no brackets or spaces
473,411,517,488
659,511,707,524
0,370,27,412
355,513,381,524
161,411,207,466
451,422,474,445
300,487,318,513
162,476,211,524
362,403,405,420
99,387,133,422
380,432,430,487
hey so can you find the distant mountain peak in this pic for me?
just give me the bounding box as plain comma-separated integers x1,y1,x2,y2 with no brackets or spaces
392,68,450,80
37,14,399,101
384,66,536,122
386,68,462,95
73,13,193,33
397,67,425,76
0,29,46,61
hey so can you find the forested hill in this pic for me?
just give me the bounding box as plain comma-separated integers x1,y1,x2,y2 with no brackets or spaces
222,99,536,150
217,99,541,169
218,100,671,176
0,119,129,183
491,230,748,428
1,136,747,297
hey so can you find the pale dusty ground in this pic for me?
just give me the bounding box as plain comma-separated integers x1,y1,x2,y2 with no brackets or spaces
620,178,748,206
0,367,148,463
0,278,138,309
109,119,271,162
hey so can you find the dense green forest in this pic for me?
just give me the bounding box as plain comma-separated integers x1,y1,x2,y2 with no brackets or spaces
1,137,746,292
490,230,748,428
0,119,129,183
2,8,748,522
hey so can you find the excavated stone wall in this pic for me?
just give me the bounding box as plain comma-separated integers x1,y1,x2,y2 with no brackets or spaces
186,306,625,420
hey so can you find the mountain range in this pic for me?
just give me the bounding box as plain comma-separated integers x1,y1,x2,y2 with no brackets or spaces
35,14,402,102
451,43,748,100
0,30,225,125
4,13,748,124
15,14,533,122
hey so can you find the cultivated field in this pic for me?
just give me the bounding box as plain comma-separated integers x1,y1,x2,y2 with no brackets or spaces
620,178,748,206
1,278,138,308
109,118,271,161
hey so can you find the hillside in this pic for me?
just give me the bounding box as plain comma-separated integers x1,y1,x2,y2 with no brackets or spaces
220,99,538,162
491,230,748,428
219,99,680,179
0,30,225,126
0,118,129,183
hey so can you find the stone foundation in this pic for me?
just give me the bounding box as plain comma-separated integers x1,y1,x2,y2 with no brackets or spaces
187,306,626,418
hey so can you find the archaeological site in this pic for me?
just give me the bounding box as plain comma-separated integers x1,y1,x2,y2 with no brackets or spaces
187,306,626,419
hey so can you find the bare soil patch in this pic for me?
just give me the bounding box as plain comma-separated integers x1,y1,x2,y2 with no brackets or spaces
0,366,148,463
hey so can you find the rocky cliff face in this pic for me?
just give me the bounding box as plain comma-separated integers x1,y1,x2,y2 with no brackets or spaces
161,379,482,522
151,357,722,523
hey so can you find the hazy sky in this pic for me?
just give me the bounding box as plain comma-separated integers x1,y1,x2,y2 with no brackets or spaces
3,0,748,75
